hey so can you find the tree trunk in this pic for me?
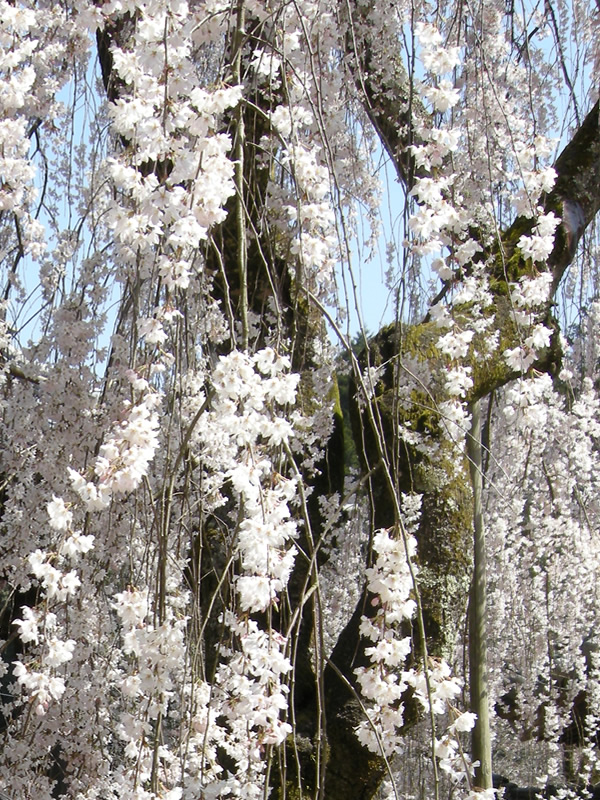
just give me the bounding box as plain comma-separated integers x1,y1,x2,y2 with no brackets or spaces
468,399,492,790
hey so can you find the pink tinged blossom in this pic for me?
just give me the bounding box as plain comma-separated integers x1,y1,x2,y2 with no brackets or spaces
422,46,461,75
429,300,452,327
70,472,111,510
121,675,142,698
28,552,70,599
517,211,560,262
450,710,477,733
47,675,66,701
236,575,282,612
434,737,456,761
60,571,81,597
364,636,412,667
13,606,39,644
504,345,536,372
28,549,47,577
539,166,558,192
455,238,482,266
113,588,149,627
265,372,300,404
410,176,449,205
44,637,75,668
525,324,552,351
445,366,474,397
415,21,443,47
423,80,460,112
517,233,554,262
417,22,461,74
47,495,72,531
432,258,453,280
138,317,167,346
434,676,462,703
62,531,95,557
270,106,293,138
437,329,474,358
438,399,471,441
511,272,553,308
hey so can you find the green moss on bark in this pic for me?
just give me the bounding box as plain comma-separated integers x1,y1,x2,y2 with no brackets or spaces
350,323,473,659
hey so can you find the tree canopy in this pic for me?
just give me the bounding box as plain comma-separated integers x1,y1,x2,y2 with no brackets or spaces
0,0,600,799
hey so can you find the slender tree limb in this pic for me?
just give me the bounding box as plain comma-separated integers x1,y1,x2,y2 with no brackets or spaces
467,400,492,790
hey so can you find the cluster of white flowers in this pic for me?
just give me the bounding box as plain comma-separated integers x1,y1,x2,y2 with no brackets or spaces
112,588,187,750
0,3,48,259
416,23,461,111
355,524,418,756
408,173,462,248
179,615,292,799
355,502,478,790
486,357,600,783
275,140,339,293
502,373,554,429
1,1,336,792
510,138,558,217
0,4,37,212
11,500,85,718
99,0,242,320
201,349,300,613
13,550,81,716
170,347,302,795
517,211,560,264
243,0,361,300
187,615,293,797
435,329,476,442
12,660,67,717
503,272,554,373
411,127,462,173
68,389,161,506
1,0,598,796
408,25,505,449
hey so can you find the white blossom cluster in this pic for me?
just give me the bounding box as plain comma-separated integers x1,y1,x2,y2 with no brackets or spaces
0,3,48,259
102,0,242,293
354,504,480,793
245,0,379,302
68,388,161,506
503,272,554,374
355,524,418,756
207,350,300,613
168,348,302,796
486,344,600,783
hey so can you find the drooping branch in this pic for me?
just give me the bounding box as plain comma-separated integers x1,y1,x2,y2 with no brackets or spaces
94,13,347,800
485,99,600,292
92,8,600,800
347,0,600,318
344,0,431,189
